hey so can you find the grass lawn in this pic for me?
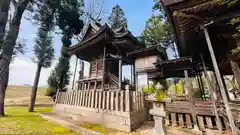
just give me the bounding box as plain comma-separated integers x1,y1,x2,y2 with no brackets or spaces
0,107,80,135
5,85,53,105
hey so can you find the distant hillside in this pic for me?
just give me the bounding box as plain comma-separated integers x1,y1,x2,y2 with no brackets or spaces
5,85,53,105
23,84,32,87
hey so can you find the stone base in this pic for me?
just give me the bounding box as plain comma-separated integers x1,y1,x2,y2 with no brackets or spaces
149,102,168,135
53,104,146,132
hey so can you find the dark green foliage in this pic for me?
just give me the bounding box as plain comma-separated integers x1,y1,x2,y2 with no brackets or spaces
47,0,84,91
107,4,127,30
45,87,56,96
33,3,55,67
141,1,177,58
122,77,130,86
47,71,58,89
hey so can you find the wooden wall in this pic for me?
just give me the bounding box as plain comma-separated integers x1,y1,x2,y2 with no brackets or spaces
89,58,103,78
135,55,157,71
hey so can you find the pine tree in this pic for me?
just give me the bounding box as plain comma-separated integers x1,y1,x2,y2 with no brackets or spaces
48,0,84,91
141,1,177,58
107,4,127,30
29,0,55,112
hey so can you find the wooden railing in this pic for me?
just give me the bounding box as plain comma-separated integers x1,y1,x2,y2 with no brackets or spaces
55,90,145,113
166,112,226,131
108,73,119,86
165,100,226,131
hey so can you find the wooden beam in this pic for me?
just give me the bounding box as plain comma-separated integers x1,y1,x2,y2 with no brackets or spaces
205,11,240,27
173,11,203,20
101,46,106,91
203,27,237,135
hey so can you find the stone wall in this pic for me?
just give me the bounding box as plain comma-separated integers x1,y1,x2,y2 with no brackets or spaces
53,104,146,132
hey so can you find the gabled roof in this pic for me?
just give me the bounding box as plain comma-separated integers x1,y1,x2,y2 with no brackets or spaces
126,45,168,60
68,23,144,61
81,22,101,42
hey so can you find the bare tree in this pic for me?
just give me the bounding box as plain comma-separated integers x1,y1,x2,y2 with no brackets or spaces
74,0,106,41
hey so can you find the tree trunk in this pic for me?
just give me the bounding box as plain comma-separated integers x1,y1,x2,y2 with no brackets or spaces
29,63,42,112
0,0,11,42
0,55,10,116
0,0,30,116
2,0,29,56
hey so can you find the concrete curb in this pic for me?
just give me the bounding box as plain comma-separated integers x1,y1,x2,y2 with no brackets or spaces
39,113,104,135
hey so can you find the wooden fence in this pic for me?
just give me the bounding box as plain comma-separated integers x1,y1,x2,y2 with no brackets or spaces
55,90,145,113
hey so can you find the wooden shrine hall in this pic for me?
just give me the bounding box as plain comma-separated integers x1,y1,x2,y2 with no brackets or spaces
68,23,144,91
53,22,167,132
160,0,240,134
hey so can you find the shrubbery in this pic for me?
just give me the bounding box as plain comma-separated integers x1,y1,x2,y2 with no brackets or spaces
45,87,57,97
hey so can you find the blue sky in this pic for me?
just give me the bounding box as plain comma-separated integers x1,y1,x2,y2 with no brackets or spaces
9,0,155,86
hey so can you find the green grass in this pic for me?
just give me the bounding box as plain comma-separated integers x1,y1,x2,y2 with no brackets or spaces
0,107,80,135
79,123,119,135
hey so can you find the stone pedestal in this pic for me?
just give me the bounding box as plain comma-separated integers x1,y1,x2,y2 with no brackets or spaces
148,96,171,135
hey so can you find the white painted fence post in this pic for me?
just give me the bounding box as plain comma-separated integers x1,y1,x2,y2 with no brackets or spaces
125,87,131,112
106,91,110,110
120,91,124,112
115,91,119,111
111,91,114,111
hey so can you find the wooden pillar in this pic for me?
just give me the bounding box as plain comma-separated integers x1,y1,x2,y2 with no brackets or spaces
147,74,150,94
72,57,78,90
135,72,138,91
201,55,222,131
130,65,133,85
230,60,240,89
96,60,99,77
133,63,136,89
203,27,237,135
184,70,199,131
94,81,97,90
79,60,84,79
119,57,122,90
101,46,106,91
88,82,90,90
89,62,92,78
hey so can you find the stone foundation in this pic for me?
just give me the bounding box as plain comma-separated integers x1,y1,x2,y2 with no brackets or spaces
53,104,146,132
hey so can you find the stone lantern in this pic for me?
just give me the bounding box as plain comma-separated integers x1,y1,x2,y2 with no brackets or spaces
146,83,171,135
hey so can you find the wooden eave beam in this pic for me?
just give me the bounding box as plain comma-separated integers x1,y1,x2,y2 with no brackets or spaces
204,11,240,27
173,11,203,20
